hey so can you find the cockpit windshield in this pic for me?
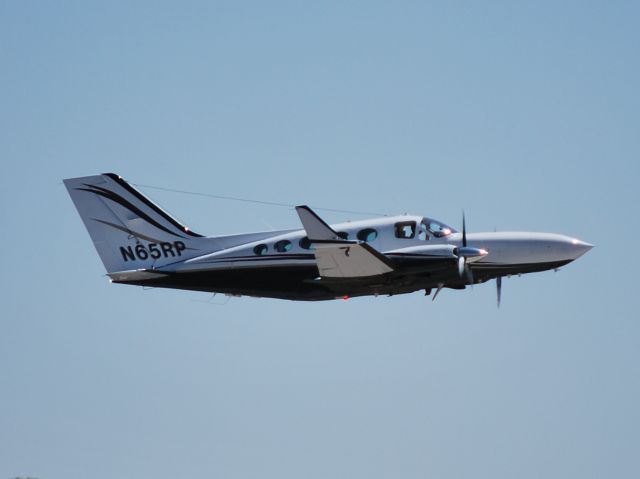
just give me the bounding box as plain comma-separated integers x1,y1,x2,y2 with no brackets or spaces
421,218,456,238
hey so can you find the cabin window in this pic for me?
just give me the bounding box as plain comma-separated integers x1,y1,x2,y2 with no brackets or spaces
337,231,349,240
274,240,293,253
299,237,313,249
357,228,378,242
395,221,416,239
254,244,268,255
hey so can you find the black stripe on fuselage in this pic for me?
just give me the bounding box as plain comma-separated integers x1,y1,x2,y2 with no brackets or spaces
200,255,315,264
470,260,572,269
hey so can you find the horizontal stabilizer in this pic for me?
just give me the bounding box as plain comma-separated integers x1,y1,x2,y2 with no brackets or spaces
108,269,169,282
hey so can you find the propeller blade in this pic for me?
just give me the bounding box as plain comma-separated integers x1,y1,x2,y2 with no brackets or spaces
497,276,502,308
465,264,474,285
458,256,465,277
462,210,467,247
432,283,444,302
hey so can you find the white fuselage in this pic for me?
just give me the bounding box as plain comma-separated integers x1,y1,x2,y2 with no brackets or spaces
177,215,592,273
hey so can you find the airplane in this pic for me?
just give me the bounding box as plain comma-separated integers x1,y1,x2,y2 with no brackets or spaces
64,173,593,304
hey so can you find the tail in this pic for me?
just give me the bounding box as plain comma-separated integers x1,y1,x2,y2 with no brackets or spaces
64,173,206,273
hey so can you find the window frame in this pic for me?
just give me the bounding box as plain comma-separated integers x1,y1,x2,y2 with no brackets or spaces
274,239,293,253
357,228,378,242
254,244,268,255
394,221,417,239
299,237,313,250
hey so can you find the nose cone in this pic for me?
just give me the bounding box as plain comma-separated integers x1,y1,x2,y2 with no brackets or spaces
465,232,594,266
569,238,594,260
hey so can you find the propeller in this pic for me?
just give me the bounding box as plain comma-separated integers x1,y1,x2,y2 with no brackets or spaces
454,211,487,285
496,276,502,308
432,283,444,302
462,210,467,247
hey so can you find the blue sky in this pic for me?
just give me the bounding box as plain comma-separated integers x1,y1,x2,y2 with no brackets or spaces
1,1,638,478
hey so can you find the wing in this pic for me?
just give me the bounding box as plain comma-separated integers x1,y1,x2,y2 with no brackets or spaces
313,242,394,278
295,205,394,278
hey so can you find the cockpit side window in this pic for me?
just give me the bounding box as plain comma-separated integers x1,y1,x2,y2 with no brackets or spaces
394,221,416,239
424,219,453,238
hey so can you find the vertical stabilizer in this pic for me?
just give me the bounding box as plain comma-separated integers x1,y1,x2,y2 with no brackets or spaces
64,173,205,273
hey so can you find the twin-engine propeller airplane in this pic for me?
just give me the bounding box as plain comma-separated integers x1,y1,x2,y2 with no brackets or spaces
64,173,593,304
